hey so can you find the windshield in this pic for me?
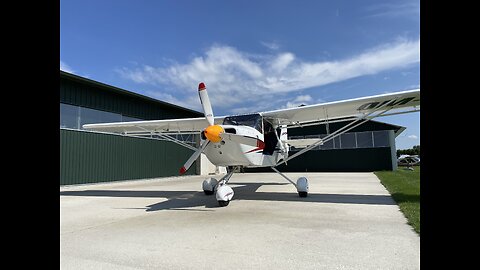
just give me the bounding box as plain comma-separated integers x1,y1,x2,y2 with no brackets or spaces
223,113,262,133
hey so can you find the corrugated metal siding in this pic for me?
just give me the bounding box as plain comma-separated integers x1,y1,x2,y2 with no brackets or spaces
245,148,394,173
60,129,196,185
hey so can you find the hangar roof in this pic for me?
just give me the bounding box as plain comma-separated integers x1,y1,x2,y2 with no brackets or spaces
60,70,203,118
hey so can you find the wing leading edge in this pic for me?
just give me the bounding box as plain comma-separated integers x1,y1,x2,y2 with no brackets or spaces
260,89,420,126
82,116,225,134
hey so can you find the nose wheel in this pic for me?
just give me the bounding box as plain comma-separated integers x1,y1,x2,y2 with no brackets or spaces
215,183,234,207
218,200,230,207
202,166,238,207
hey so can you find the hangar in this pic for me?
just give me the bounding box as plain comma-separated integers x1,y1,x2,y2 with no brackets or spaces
60,71,204,185
60,70,404,185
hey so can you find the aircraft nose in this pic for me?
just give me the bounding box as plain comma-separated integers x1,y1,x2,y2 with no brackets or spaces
204,125,224,143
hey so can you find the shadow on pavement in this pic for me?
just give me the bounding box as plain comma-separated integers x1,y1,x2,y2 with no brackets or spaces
60,182,396,212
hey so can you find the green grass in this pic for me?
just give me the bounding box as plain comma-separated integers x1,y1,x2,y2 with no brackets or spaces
374,166,420,235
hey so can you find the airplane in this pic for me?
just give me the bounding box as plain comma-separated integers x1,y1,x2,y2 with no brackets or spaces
398,155,420,167
83,82,420,207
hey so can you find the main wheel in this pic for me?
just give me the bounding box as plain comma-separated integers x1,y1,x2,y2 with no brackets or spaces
204,190,214,195
218,200,230,207
296,177,309,198
202,178,218,195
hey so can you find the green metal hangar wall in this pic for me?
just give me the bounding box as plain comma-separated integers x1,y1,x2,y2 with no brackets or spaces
247,119,404,173
60,71,203,185
287,119,404,172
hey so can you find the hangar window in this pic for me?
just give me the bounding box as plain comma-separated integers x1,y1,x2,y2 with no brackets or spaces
305,135,321,150
356,131,374,148
288,130,392,151
340,133,356,149
60,103,80,129
373,131,389,147
80,106,122,127
333,136,341,149
61,103,144,130
320,134,334,150
122,115,142,122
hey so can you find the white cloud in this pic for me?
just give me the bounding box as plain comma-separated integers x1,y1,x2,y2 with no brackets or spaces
270,53,295,72
144,90,202,111
260,41,280,50
408,135,418,139
365,2,419,19
293,95,313,102
281,95,313,109
60,61,75,73
118,38,419,114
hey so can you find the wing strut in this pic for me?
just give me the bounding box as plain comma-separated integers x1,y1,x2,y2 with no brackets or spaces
275,98,407,167
131,125,199,152
156,133,199,152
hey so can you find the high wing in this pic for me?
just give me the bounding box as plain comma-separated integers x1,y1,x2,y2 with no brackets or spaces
260,89,420,126
83,116,225,134
83,89,419,134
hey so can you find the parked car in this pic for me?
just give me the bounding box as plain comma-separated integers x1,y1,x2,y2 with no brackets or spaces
397,155,420,166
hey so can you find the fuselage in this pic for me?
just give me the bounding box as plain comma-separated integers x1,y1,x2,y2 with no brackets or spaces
202,114,287,167
203,125,281,167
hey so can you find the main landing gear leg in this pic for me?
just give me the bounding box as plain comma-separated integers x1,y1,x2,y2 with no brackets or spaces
271,167,309,197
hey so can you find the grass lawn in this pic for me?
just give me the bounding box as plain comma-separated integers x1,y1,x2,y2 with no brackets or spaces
374,166,420,235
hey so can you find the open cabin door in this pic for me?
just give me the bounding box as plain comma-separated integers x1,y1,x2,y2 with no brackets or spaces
262,118,277,155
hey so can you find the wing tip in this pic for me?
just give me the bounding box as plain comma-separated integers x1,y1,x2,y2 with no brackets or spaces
179,166,187,175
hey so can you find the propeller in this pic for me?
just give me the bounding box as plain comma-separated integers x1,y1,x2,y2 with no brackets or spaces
179,82,267,175
198,82,214,126
179,82,224,175
179,139,210,175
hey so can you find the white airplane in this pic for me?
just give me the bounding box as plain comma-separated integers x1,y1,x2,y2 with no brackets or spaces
84,83,420,207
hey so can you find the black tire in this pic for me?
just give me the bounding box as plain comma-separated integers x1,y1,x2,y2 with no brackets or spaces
204,190,214,195
218,200,230,207
298,192,308,197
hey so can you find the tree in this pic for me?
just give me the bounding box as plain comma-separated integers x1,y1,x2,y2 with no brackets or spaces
397,145,420,157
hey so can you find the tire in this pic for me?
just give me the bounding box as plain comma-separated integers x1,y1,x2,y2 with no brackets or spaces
298,192,308,197
218,200,230,207
204,190,214,195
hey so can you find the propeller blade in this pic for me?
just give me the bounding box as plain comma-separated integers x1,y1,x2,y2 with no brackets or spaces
220,133,264,148
198,82,214,126
179,140,210,175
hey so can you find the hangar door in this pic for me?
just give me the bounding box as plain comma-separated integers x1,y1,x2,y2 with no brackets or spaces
60,129,196,185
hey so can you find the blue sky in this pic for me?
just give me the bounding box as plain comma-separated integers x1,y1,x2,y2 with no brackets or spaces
60,0,420,149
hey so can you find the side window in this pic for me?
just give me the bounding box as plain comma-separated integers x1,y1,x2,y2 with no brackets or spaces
263,119,273,134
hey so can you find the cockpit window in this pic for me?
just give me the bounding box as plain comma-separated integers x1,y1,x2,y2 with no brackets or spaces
223,113,262,132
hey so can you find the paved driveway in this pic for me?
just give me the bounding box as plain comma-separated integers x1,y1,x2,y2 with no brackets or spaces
60,172,420,269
